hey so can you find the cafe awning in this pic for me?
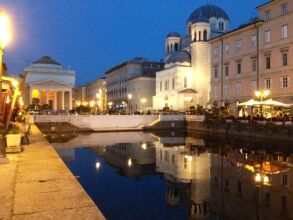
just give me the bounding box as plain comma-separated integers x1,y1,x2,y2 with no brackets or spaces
261,98,290,107
237,99,261,106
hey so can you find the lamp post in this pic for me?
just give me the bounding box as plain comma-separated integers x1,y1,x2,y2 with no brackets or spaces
0,12,11,161
255,90,270,118
127,93,132,114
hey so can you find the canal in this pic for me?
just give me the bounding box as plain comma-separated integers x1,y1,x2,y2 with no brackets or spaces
47,131,293,220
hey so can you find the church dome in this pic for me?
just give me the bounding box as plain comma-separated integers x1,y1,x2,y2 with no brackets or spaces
187,4,230,24
166,32,181,38
166,50,191,64
33,56,61,65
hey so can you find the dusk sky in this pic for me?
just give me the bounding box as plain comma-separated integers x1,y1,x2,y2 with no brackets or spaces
1,0,268,86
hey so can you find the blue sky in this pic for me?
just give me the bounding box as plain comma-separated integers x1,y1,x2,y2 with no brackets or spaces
1,0,268,86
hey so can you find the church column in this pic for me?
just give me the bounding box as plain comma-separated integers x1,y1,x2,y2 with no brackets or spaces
61,90,65,110
69,90,72,110
54,91,57,110
46,90,49,105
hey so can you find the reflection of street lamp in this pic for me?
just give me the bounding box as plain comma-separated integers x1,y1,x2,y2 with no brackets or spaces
254,171,270,219
255,90,270,118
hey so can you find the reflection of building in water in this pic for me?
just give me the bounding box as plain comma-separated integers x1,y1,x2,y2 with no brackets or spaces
155,138,211,219
104,142,156,177
210,148,293,219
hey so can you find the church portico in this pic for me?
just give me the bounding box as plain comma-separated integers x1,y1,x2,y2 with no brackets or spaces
22,56,75,111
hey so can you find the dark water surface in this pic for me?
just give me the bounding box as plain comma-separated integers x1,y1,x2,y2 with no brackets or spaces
49,131,293,220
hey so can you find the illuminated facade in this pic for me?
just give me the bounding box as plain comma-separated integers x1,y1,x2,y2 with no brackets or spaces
153,5,230,111
210,0,293,113
73,77,106,112
22,56,75,110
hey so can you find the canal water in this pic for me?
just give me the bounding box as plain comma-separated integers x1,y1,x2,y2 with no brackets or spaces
48,131,293,220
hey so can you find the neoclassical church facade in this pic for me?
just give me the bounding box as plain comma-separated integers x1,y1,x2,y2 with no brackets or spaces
22,56,75,110
153,5,230,111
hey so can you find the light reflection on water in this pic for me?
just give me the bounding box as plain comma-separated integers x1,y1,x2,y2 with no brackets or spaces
51,131,293,220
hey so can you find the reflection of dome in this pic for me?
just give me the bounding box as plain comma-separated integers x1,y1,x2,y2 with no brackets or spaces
166,50,191,64
33,56,61,65
187,4,230,24
166,32,181,38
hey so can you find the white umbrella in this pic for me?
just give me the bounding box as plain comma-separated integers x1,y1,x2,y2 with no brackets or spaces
237,99,261,106
261,98,290,107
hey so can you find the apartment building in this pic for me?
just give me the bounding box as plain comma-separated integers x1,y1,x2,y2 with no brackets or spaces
210,0,293,112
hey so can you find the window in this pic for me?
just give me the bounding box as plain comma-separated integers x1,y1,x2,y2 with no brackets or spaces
265,79,271,89
283,174,288,185
265,10,271,21
203,30,208,41
237,181,242,193
282,196,287,211
237,62,242,74
214,47,219,56
251,80,257,90
165,80,169,90
236,82,242,94
265,30,271,43
281,76,289,88
281,3,288,15
265,193,271,203
172,78,175,90
184,77,187,88
224,84,230,96
174,43,179,51
252,57,257,72
283,53,288,66
160,81,162,92
266,56,271,69
251,35,257,47
225,64,229,76
236,40,242,51
214,67,218,79
224,44,229,54
282,25,288,39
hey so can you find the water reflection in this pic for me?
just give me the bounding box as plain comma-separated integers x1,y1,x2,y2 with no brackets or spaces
51,131,293,220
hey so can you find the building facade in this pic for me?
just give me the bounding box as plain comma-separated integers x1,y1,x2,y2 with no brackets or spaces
73,77,106,112
22,56,75,110
210,0,293,113
106,57,164,110
126,74,156,112
153,5,230,111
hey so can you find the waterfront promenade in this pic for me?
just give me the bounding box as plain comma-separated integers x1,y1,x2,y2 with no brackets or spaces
0,125,105,220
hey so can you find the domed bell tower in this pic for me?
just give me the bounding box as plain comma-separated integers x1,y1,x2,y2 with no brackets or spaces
165,32,181,62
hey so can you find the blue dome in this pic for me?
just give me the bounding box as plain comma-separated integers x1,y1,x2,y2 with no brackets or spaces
166,32,181,38
187,4,230,24
167,51,191,64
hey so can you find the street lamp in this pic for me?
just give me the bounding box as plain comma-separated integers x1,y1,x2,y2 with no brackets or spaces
0,12,11,161
255,90,270,118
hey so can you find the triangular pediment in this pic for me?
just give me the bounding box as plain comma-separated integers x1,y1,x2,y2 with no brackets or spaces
30,79,72,87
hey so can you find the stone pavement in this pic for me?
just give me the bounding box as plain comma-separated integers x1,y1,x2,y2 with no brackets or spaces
0,125,105,220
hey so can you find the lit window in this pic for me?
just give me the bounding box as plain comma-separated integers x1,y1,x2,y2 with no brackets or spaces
281,76,289,88
283,53,288,66
265,10,271,21
265,78,271,89
282,25,288,39
251,35,257,47
281,3,288,15
265,30,271,43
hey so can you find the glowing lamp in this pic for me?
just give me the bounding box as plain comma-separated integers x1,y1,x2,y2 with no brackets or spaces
255,173,261,183
0,12,11,48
